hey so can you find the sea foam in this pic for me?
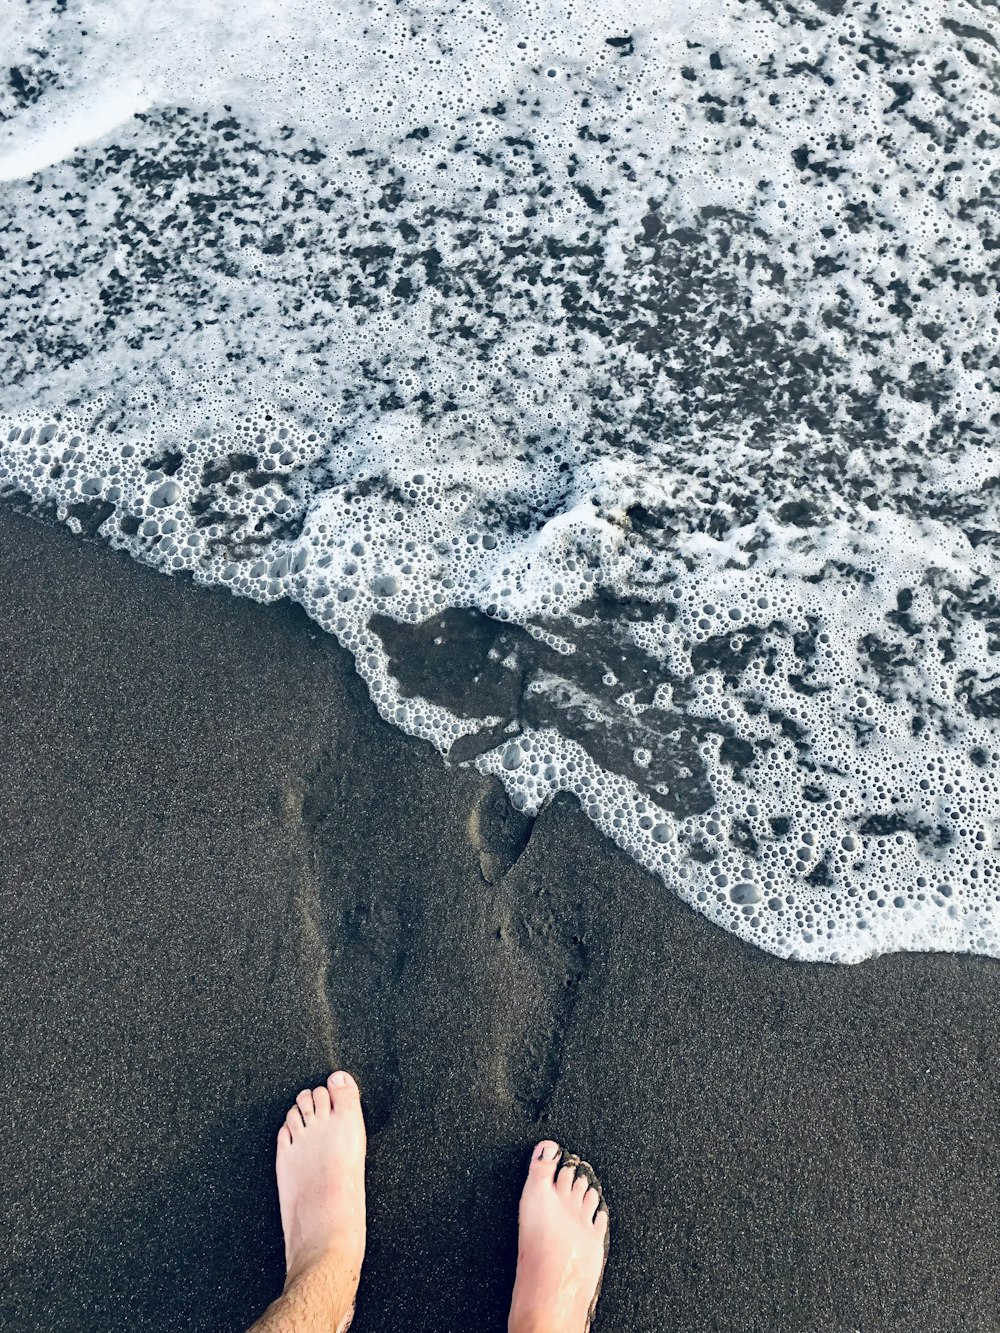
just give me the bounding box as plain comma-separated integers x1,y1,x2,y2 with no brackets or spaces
1,0,998,961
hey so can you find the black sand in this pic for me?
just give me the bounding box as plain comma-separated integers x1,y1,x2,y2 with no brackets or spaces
2,504,999,1333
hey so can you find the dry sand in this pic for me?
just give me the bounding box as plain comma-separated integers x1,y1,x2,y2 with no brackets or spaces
2,505,999,1332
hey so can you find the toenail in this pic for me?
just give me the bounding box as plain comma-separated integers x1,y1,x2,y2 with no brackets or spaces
331,1070,349,1086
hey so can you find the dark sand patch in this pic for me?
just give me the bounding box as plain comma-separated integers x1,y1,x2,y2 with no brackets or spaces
1,504,999,1333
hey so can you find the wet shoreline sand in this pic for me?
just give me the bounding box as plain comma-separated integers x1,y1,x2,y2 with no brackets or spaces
2,503,999,1332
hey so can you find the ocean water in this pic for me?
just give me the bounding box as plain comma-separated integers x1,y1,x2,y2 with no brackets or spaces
1,0,998,961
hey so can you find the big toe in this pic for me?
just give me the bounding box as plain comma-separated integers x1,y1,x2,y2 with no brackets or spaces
328,1070,362,1113
527,1140,561,1184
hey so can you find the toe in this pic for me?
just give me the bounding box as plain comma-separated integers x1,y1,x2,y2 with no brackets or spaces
277,1124,292,1151
312,1084,331,1117
285,1107,303,1139
572,1173,590,1201
595,1206,610,1239
328,1070,360,1108
555,1162,577,1197
582,1186,601,1220
528,1140,561,1183
296,1088,315,1121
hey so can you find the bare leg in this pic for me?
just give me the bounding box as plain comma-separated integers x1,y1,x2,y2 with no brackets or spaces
247,1071,367,1333
508,1141,610,1333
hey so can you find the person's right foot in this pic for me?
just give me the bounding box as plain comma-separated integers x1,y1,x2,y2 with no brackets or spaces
508,1140,610,1333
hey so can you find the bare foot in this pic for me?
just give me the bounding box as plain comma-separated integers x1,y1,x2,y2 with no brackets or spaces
275,1071,367,1324
508,1140,610,1333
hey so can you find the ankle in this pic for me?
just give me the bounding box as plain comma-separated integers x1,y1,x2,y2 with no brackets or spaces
283,1243,343,1293
282,1257,357,1332
509,1309,563,1333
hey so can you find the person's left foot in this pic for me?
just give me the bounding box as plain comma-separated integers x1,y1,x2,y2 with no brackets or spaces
276,1071,367,1325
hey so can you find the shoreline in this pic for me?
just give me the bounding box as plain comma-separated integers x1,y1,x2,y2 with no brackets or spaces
3,503,1000,1332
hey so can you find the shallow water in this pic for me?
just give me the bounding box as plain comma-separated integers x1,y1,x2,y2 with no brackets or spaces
1,0,998,960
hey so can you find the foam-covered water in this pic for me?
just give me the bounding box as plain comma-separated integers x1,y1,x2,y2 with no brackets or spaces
2,0,998,961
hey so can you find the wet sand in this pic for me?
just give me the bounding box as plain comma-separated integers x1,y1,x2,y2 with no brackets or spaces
2,503,999,1333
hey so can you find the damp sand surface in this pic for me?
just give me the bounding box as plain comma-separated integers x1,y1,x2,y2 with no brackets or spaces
2,504,1000,1333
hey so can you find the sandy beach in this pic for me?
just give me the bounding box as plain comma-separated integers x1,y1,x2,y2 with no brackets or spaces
2,502,1000,1333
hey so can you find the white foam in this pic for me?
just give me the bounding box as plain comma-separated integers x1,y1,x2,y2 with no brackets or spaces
1,0,998,962
0,77,153,182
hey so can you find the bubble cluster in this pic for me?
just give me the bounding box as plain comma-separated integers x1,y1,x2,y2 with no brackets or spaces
1,0,998,961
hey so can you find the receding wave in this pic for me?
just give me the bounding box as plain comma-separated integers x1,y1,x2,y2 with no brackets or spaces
1,0,999,960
